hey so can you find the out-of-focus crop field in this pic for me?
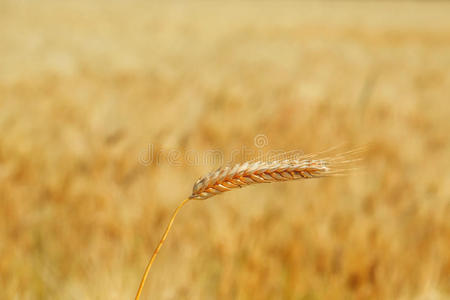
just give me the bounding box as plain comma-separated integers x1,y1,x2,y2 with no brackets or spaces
1,1,450,299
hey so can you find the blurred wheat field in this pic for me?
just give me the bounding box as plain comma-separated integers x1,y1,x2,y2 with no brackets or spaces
1,1,450,299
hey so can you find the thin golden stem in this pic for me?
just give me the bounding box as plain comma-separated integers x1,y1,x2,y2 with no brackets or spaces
135,198,190,300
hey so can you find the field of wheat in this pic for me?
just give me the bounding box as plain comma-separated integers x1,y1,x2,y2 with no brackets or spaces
1,1,450,299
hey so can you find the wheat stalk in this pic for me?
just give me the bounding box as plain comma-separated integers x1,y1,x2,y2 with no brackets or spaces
135,147,363,299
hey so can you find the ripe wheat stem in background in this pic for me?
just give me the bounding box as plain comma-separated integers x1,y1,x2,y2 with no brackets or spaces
135,147,364,300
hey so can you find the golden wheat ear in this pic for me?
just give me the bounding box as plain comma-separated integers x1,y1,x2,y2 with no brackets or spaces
189,146,365,200
135,146,365,300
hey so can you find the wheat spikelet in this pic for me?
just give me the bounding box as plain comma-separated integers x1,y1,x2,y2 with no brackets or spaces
135,146,364,300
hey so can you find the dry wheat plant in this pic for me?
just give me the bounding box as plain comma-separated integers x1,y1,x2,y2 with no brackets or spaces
135,147,364,300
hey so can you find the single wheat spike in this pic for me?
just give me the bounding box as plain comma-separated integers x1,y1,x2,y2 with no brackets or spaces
135,147,363,300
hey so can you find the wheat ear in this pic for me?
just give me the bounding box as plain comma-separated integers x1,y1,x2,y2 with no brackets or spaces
135,147,363,299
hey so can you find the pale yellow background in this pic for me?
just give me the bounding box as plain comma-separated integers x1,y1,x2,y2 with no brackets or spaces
0,1,449,299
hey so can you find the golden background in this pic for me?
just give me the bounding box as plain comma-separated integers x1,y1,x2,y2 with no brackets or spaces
1,1,449,299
